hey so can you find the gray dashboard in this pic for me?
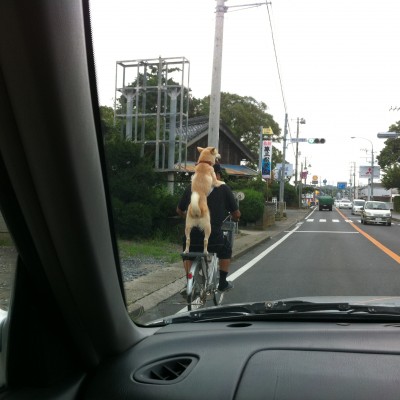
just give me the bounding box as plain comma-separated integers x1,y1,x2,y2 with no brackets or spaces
83,321,400,399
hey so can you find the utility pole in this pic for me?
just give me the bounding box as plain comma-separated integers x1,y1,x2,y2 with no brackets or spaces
208,0,227,148
294,117,305,191
279,113,288,215
371,147,374,200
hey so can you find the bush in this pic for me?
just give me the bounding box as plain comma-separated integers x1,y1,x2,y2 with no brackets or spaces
394,196,400,212
240,189,265,223
111,198,153,238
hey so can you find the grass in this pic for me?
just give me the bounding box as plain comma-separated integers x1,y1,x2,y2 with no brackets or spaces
0,233,14,247
118,238,182,264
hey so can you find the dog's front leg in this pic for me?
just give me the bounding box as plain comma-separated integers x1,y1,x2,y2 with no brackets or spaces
184,226,191,253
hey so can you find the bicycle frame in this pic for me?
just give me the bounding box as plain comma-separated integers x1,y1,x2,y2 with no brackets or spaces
183,215,236,310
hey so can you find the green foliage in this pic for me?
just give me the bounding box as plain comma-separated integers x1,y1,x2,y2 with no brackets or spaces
104,137,179,239
394,196,400,212
228,175,269,199
381,163,400,192
100,105,121,138
239,189,265,223
190,92,282,167
377,121,400,191
269,182,298,207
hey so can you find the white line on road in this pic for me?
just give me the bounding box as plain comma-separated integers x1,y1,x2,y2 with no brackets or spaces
228,223,302,282
285,231,359,234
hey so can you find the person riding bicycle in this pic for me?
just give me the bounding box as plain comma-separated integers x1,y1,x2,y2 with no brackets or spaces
176,163,241,292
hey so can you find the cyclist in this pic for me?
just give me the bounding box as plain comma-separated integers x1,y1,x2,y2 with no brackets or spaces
176,163,241,292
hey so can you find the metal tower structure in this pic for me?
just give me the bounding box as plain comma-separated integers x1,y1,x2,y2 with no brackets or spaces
114,57,190,192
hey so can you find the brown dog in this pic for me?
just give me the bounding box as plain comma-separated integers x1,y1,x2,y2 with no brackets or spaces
184,147,225,254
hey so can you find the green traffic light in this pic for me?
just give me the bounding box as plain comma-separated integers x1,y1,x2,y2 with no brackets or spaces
308,138,326,144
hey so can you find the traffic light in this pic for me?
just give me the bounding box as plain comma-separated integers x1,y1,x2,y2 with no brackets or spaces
308,138,326,144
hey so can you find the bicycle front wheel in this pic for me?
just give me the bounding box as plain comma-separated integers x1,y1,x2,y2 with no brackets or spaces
187,258,206,311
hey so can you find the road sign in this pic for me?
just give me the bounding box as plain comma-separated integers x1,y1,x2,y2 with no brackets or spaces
377,132,399,138
289,138,307,142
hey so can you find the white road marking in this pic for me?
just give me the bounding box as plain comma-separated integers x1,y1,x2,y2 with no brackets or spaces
319,219,327,222
286,231,359,234
228,223,302,281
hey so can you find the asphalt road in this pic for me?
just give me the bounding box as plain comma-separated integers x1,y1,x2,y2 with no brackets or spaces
226,207,400,303
139,207,400,323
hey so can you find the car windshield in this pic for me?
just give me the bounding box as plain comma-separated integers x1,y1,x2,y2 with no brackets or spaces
354,201,365,206
28,0,397,326
365,202,389,210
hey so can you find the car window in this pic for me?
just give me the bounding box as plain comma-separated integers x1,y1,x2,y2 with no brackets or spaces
0,213,17,316
88,1,400,326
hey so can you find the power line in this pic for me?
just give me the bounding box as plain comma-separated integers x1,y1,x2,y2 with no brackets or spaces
265,3,295,159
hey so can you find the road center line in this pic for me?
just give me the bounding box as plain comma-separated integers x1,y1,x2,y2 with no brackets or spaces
336,208,400,264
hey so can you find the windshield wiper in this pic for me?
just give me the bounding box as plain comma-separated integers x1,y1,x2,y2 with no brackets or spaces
266,300,400,315
146,300,400,326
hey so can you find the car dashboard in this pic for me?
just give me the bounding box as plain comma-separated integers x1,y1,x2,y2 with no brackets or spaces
83,321,400,400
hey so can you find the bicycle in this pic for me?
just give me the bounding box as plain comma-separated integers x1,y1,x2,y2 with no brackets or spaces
182,216,236,311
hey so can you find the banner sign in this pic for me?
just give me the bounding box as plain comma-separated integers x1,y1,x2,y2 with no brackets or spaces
359,165,380,178
261,139,272,179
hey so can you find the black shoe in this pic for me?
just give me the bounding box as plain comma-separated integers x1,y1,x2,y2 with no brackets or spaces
180,287,187,298
218,281,234,292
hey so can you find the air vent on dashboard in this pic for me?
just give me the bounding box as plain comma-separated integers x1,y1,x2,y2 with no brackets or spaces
133,356,198,384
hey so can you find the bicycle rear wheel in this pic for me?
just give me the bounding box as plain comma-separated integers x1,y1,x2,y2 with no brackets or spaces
187,258,206,311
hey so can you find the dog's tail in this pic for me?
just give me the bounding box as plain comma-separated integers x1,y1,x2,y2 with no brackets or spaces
189,191,207,218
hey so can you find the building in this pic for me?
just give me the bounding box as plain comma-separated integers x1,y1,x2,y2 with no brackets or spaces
176,116,257,176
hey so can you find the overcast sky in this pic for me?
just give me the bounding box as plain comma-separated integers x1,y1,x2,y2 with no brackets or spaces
90,0,400,187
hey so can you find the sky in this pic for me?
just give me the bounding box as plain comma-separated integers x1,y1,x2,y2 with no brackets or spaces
90,0,400,188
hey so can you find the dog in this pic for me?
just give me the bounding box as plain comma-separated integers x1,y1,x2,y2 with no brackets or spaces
184,147,225,254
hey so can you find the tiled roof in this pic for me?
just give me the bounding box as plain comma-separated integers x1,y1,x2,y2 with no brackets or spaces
176,116,209,141
174,161,258,177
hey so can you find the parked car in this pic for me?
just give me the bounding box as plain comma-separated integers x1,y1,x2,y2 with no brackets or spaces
361,201,392,226
338,199,353,209
352,199,366,215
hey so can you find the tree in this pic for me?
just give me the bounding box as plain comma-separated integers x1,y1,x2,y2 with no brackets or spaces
100,105,121,138
377,120,400,190
104,136,179,238
190,92,282,169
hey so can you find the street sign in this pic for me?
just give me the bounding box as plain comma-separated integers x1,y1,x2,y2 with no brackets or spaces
377,132,399,138
289,138,307,142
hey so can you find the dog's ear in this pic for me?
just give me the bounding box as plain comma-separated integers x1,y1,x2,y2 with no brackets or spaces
197,147,204,153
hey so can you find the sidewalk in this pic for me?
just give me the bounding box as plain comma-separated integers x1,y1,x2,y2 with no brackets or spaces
124,208,311,317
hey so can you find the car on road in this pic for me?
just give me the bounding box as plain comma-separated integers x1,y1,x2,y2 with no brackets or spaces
361,201,392,226
352,199,366,215
338,199,353,209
